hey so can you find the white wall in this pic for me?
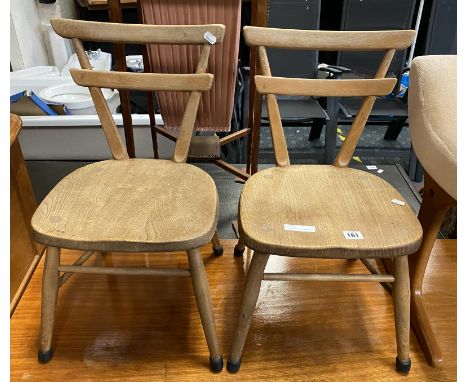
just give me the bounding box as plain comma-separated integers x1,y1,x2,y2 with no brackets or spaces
10,0,77,70
10,0,50,69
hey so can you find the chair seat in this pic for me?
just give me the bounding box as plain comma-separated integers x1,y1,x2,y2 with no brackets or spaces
239,165,422,259
31,159,218,252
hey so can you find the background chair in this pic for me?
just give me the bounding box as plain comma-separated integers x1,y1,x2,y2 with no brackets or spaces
407,54,456,367
138,0,252,180
228,26,421,374
32,18,225,372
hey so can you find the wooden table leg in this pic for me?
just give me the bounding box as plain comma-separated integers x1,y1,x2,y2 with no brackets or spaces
409,172,455,367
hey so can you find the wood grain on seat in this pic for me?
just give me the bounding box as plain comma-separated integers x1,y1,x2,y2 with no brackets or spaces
239,165,422,259
31,159,218,252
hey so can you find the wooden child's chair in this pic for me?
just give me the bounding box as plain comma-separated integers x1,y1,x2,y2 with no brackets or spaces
228,26,422,374
32,18,225,372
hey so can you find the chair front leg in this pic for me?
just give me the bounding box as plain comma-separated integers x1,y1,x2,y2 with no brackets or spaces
38,246,61,363
211,231,223,256
187,248,223,373
228,251,270,373
393,255,411,374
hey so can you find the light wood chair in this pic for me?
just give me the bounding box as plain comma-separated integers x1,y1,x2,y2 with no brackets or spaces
32,18,225,372
228,26,422,374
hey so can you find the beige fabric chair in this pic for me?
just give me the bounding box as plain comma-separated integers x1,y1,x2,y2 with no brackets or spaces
407,54,457,367
409,55,456,199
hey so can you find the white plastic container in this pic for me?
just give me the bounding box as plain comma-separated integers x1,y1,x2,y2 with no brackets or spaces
42,20,73,70
61,50,112,77
39,83,120,115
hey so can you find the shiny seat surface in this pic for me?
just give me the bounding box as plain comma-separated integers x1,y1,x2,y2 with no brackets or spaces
239,165,422,259
32,159,218,252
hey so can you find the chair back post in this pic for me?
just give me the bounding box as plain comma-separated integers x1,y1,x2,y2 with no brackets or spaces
243,26,415,168
257,46,290,167
333,48,396,167
51,18,225,163
173,44,212,163
72,37,129,161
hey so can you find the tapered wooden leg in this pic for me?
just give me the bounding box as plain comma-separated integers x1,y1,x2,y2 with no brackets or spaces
393,255,411,374
38,246,60,363
187,248,223,372
234,238,245,257
409,172,455,367
211,231,223,256
228,251,270,373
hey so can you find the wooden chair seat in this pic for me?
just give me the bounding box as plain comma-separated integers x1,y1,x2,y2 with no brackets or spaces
31,159,218,253
238,165,422,259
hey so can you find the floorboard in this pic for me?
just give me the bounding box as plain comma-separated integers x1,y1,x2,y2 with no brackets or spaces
11,240,456,381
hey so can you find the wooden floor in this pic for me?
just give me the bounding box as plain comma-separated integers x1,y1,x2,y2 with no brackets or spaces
11,240,456,381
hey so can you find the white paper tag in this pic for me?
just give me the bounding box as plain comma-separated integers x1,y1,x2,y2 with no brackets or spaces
284,224,316,233
343,231,364,240
377,169,384,174
391,198,406,206
204,31,217,45
366,165,378,170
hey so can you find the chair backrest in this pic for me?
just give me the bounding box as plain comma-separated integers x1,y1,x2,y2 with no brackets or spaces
243,26,415,168
139,0,241,132
51,18,225,163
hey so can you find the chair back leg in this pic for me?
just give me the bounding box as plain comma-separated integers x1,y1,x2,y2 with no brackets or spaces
211,231,224,256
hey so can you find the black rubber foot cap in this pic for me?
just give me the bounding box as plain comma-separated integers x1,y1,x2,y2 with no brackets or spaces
227,357,242,373
38,349,54,364
213,246,224,256
210,355,223,373
233,246,244,257
396,356,411,374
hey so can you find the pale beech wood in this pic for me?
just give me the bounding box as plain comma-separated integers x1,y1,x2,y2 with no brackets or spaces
39,247,60,353
72,38,129,161
255,76,397,97
361,258,393,293
334,49,396,167
59,251,94,286
187,248,222,361
410,172,456,367
244,26,415,51
10,241,456,380
51,18,225,45
58,265,190,277
393,255,411,363
35,18,222,369
258,46,290,167
263,273,395,282
229,251,270,363
70,69,214,92
239,165,422,259
31,160,218,253
173,44,211,163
